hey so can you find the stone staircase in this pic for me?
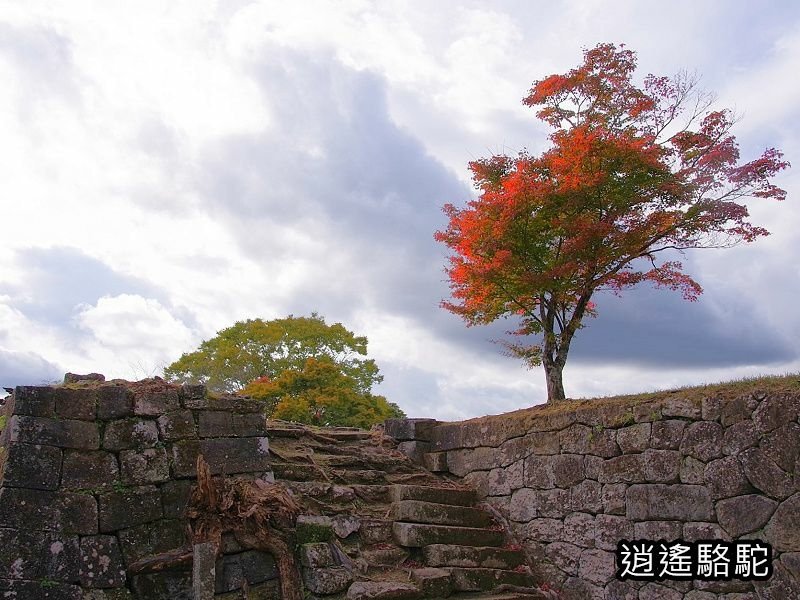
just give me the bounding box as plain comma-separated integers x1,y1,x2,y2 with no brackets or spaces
266,422,548,600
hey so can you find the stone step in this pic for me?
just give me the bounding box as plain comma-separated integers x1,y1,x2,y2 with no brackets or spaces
273,463,387,484
346,581,421,600
447,568,535,593
422,545,523,570
390,501,491,528
389,485,477,507
393,523,503,548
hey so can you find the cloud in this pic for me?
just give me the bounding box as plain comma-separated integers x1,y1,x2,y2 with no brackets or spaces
0,349,62,391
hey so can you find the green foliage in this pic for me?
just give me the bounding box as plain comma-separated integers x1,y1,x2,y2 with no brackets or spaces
164,313,382,394
295,521,334,545
244,357,404,428
0,414,6,432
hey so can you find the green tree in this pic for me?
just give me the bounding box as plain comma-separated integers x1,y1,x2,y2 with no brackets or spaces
243,357,404,428
164,313,382,394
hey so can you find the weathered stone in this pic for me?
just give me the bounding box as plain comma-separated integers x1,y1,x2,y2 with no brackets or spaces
392,522,502,547
361,546,409,566
523,454,555,488
79,535,126,588
487,460,523,495
117,519,187,565
693,578,754,594
602,483,627,515
509,488,539,521
64,372,105,384
639,583,682,600
385,418,437,442
422,544,522,569
98,486,163,532
59,492,99,535
559,424,620,458
411,567,451,598
302,566,352,595
62,450,119,490
0,442,62,490
680,421,724,462
156,410,196,441
389,484,476,506
397,440,431,464
684,592,717,600
102,419,158,451
119,447,170,485
561,576,604,600
0,579,83,599
562,512,595,548
171,437,271,477
715,494,778,538
739,447,794,499
604,579,640,600
661,396,701,419
216,550,277,593
683,521,729,542
616,423,651,454
448,567,534,592
8,415,99,449
0,487,60,529
633,402,662,423
782,552,800,580
391,500,490,527
626,484,713,521
569,479,602,513
760,422,800,472
715,395,756,427
578,548,615,585
347,581,420,600
161,479,194,518
722,420,758,455
594,515,633,551
633,520,682,541
763,492,800,552
423,452,448,472
680,456,706,484
545,541,580,575
597,454,646,484
193,542,216,600
130,571,191,599
446,447,497,477
299,543,336,568
642,449,680,483
12,386,56,416
331,515,361,538
54,388,97,421
96,387,135,420
132,389,180,416
584,455,604,479
752,395,797,433
0,528,81,582
197,411,234,437
553,454,585,488
754,560,800,600
704,455,752,499
462,470,489,498
182,392,261,414
650,419,687,450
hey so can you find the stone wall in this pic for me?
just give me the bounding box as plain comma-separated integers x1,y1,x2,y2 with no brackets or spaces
0,380,279,599
402,391,800,599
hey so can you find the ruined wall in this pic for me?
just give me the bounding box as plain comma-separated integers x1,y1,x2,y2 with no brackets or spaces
398,391,800,599
0,380,278,599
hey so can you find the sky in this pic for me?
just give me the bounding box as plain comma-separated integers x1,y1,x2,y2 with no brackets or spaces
1,1,799,420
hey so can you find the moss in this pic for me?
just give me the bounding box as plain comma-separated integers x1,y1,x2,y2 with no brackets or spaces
295,521,334,545
0,414,6,432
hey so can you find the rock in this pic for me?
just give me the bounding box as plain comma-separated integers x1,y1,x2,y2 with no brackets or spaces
752,395,797,433
389,485,476,507
132,389,180,416
642,449,680,483
61,450,120,490
680,456,706,484
569,479,603,513
722,420,758,455
384,418,437,442
739,448,794,499
447,567,534,592
683,521,728,542
488,460,523,496
446,447,497,477
98,485,163,532
397,440,431,464
0,442,62,490
559,424,619,458
8,415,99,449
680,422,724,462
120,447,170,485
411,567,451,598
102,419,158,451
626,484,713,521
156,411,197,441
578,548,615,585
562,512,595,548
715,494,778,538
763,492,800,552
594,515,633,551
422,544,522,569
391,500,490,527
54,388,97,420
650,419,687,450
423,452,448,472
332,515,361,538
661,397,702,419
347,581,421,600
79,535,126,588
192,542,216,600
392,523,502,547
760,422,800,472
597,454,646,484
703,455,752,499
64,372,105,383
96,386,135,420
602,483,627,515
545,541,581,575
633,520,682,541
616,423,651,453
118,520,187,565
524,518,565,543
302,566,352,595
171,437,271,477
509,488,539,521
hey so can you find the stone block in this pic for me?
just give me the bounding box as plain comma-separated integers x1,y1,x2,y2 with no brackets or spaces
616,423,651,454
760,422,800,472
102,418,158,451
763,492,800,552
392,522,502,547
0,528,80,582
422,544,522,569
626,484,713,521
562,512,595,547
391,500,490,527
161,479,195,518
118,519,186,565
98,486,163,532
633,520,682,541
447,567,534,592
559,424,619,458
54,388,97,420
215,550,277,593
61,450,119,490
197,410,234,437
553,454,585,488
660,396,702,419
193,542,216,600
602,483,627,515
561,576,604,599
132,389,180,416
385,418,438,441
0,487,60,529
182,392,262,413
650,419,687,450
597,454,646,484
753,395,797,433
0,442,62,490
509,488,539,522
680,421,724,462
156,410,196,441
12,386,56,417
411,567,451,598
683,521,729,542
0,579,84,599
545,541,580,575
347,581,421,600
577,548,615,585
59,492,99,535
423,451,448,472
119,447,170,485
299,543,336,568
487,461,523,496
523,454,555,488
389,484,476,506
171,437,271,477
715,493,778,538
302,566,352,595
642,449,681,483
722,420,758,455
704,455,752,499
594,515,633,551
568,479,602,513
232,412,268,436
739,448,794,499
79,535,126,588
397,440,431,464
680,456,706,484
96,386,135,420
446,446,497,477
130,571,191,599
7,415,99,449
359,519,392,544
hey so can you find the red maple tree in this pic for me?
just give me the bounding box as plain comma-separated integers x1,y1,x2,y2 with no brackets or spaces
435,43,789,403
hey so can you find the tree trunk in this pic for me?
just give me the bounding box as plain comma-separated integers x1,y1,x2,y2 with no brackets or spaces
543,359,566,403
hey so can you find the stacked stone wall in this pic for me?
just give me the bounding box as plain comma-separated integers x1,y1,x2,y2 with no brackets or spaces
0,381,278,599
417,392,800,599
